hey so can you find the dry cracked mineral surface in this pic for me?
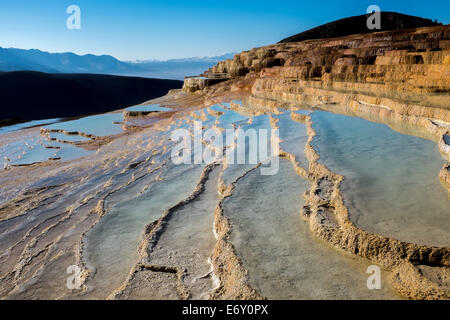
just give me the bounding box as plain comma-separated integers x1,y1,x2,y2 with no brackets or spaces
0,25,449,300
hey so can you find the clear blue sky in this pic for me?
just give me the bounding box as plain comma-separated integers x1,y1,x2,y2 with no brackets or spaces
0,0,448,61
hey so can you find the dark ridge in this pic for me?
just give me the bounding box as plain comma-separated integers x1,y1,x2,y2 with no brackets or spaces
279,12,441,43
0,71,182,122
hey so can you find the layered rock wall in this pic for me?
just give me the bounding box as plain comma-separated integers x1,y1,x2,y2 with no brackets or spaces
191,25,450,191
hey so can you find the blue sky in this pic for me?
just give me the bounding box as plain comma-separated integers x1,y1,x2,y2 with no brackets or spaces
0,0,448,61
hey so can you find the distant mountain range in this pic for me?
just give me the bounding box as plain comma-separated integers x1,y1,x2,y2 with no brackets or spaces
0,47,234,80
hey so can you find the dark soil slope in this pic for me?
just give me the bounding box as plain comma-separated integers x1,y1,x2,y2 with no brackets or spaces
280,12,440,43
0,71,182,121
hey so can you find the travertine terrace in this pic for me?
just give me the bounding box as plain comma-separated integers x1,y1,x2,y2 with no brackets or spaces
0,25,449,300
183,24,450,299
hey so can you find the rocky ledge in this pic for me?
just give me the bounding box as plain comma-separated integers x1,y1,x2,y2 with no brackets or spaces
182,74,230,92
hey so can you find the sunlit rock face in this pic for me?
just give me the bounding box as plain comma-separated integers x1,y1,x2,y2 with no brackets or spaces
182,75,230,93
0,25,449,300
195,25,450,112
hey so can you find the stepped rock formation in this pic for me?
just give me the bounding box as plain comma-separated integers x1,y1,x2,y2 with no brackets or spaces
183,23,450,158
181,24,450,299
1,17,449,302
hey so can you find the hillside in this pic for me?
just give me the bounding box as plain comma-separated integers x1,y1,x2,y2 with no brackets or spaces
280,12,440,43
0,47,143,75
0,71,182,122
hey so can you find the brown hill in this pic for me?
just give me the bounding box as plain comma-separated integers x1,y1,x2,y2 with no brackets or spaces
280,12,440,43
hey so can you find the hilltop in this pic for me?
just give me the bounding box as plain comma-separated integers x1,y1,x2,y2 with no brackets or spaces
280,12,440,43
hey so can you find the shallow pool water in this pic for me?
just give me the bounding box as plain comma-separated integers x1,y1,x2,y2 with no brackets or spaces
0,118,60,134
216,109,249,128
222,160,398,299
275,111,309,167
3,100,446,300
148,166,221,299
56,144,92,162
1,137,59,166
10,144,59,166
221,113,277,186
1,134,92,167
208,105,226,113
311,110,450,246
125,104,172,112
292,109,312,116
44,113,124,137
84,164,205,298
0,137,41,163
